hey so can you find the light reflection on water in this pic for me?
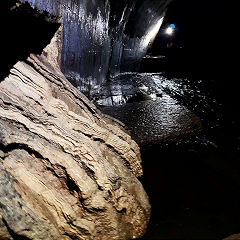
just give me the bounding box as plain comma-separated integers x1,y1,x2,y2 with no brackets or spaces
99,73,204,145
102,96,201,145
102,72,240,240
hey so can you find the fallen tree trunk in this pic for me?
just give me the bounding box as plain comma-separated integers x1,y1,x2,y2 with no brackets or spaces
0,53,150,239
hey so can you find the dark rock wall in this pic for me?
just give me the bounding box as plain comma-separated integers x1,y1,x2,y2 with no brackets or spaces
19,0,171,96
19,0,111,96
119,0,168,73
0,3,151,238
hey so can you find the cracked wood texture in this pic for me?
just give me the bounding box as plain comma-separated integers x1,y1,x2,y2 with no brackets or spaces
0,53,150,239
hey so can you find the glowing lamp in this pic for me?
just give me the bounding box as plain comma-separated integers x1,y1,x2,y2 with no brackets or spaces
166,27,174,35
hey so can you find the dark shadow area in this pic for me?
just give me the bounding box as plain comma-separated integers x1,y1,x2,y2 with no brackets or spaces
1,0,239,239
139,0,239,155
143,0,234,77
0,0,60,80
141,0,237,102
2,218,31,240
135,0,240,239
139,140,240,240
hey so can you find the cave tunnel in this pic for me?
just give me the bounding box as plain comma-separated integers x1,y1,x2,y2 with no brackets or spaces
102,1,240,239
0,0,239,239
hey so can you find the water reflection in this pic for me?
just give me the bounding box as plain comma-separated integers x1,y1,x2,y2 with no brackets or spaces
100,72,240,239
100,91,201,145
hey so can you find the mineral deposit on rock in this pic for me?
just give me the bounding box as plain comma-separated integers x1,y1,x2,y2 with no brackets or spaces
0,52,150,239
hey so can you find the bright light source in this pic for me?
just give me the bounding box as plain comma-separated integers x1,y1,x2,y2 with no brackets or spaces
166,27,174,35
143,16,164,47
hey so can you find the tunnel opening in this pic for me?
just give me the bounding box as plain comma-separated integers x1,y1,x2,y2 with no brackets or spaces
138,0,238,154
140,0,227,77
0,0,60,80
100,0,240,239
0,0,239,239
132,1,240,239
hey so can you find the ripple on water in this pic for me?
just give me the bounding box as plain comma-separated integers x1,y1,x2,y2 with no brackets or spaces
100,95,201,146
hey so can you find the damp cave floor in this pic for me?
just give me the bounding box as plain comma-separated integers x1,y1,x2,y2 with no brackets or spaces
100,93,240,240
139,142,240,240
99,71,240,240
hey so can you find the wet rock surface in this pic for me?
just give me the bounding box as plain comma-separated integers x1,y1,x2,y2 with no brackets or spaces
97,73,202,146
19,0,171,97
100,96,201,146
0,54,150,239
93,73,163,106
99,69,240,239
2,1,240,239
138,71,240,239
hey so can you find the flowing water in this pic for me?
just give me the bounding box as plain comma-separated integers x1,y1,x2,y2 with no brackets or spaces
99,71,240,239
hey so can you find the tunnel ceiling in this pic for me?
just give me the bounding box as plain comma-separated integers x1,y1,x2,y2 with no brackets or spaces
17,0,172,97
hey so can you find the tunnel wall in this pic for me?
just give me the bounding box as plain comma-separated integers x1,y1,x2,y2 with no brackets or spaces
19,0,171,96
118,0,168,73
